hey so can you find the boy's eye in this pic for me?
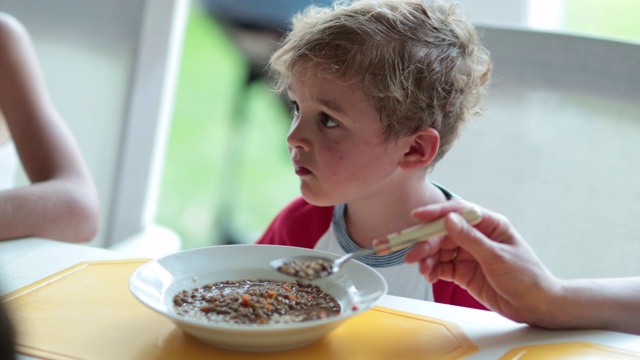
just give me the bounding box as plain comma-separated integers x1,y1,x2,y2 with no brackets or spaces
290,100,300,117
321,114,338,128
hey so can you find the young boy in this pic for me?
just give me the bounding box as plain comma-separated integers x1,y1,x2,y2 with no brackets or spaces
257,0,491,309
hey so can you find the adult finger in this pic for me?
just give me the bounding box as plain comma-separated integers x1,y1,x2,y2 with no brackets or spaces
410,200,469,223
404,234,445,263
444,212,502,265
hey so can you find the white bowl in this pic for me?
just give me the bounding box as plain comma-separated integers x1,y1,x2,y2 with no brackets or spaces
129,244,387,352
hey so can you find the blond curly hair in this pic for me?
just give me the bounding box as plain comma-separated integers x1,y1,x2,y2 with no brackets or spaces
269,0,491,165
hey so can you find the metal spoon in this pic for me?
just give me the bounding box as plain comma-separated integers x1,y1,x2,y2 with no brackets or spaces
269,207,482,280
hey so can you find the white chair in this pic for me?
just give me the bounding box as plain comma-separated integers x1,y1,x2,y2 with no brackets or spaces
1,0,190,257
432,26,640,279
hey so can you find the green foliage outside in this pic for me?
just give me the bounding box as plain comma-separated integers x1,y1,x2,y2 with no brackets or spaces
564,0,640,42
156,3,298,249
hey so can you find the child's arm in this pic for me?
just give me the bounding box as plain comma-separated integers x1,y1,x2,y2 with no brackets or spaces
0,13,99,242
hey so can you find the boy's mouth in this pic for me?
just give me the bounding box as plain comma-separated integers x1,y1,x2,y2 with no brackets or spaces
294,166,312,176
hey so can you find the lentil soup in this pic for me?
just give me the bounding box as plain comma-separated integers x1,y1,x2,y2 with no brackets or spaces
173,279,341,325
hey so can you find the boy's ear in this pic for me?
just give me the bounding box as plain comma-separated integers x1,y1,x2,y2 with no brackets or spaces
399,128,440,171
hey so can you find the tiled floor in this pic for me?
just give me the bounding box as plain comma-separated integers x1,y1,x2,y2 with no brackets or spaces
431,27,640,279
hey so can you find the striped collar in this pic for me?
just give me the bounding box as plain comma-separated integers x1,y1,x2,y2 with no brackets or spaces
332,181,457,268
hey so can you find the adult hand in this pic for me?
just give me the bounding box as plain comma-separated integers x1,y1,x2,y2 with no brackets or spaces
405,200,561,326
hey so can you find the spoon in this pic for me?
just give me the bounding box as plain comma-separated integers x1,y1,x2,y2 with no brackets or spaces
270,207,482,280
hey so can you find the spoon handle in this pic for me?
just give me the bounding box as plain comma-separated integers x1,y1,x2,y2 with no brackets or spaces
374,208,482,254
334,246,376,268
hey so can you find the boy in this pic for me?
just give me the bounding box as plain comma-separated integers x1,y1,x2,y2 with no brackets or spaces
257,0,491,309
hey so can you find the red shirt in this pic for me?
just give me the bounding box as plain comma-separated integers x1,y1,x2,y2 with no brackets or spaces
258,197,487,310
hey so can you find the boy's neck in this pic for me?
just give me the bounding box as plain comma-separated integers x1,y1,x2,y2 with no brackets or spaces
344,179,448,249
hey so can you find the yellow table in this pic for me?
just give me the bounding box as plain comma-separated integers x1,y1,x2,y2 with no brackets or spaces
2,239,640,359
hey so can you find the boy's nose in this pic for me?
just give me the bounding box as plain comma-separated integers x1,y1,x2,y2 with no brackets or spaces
286,118,310,151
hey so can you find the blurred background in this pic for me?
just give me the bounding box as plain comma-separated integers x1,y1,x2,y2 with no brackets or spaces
156,0,640,251
3,0,638,279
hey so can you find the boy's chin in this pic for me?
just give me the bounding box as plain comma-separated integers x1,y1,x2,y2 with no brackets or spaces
300,191,337,207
